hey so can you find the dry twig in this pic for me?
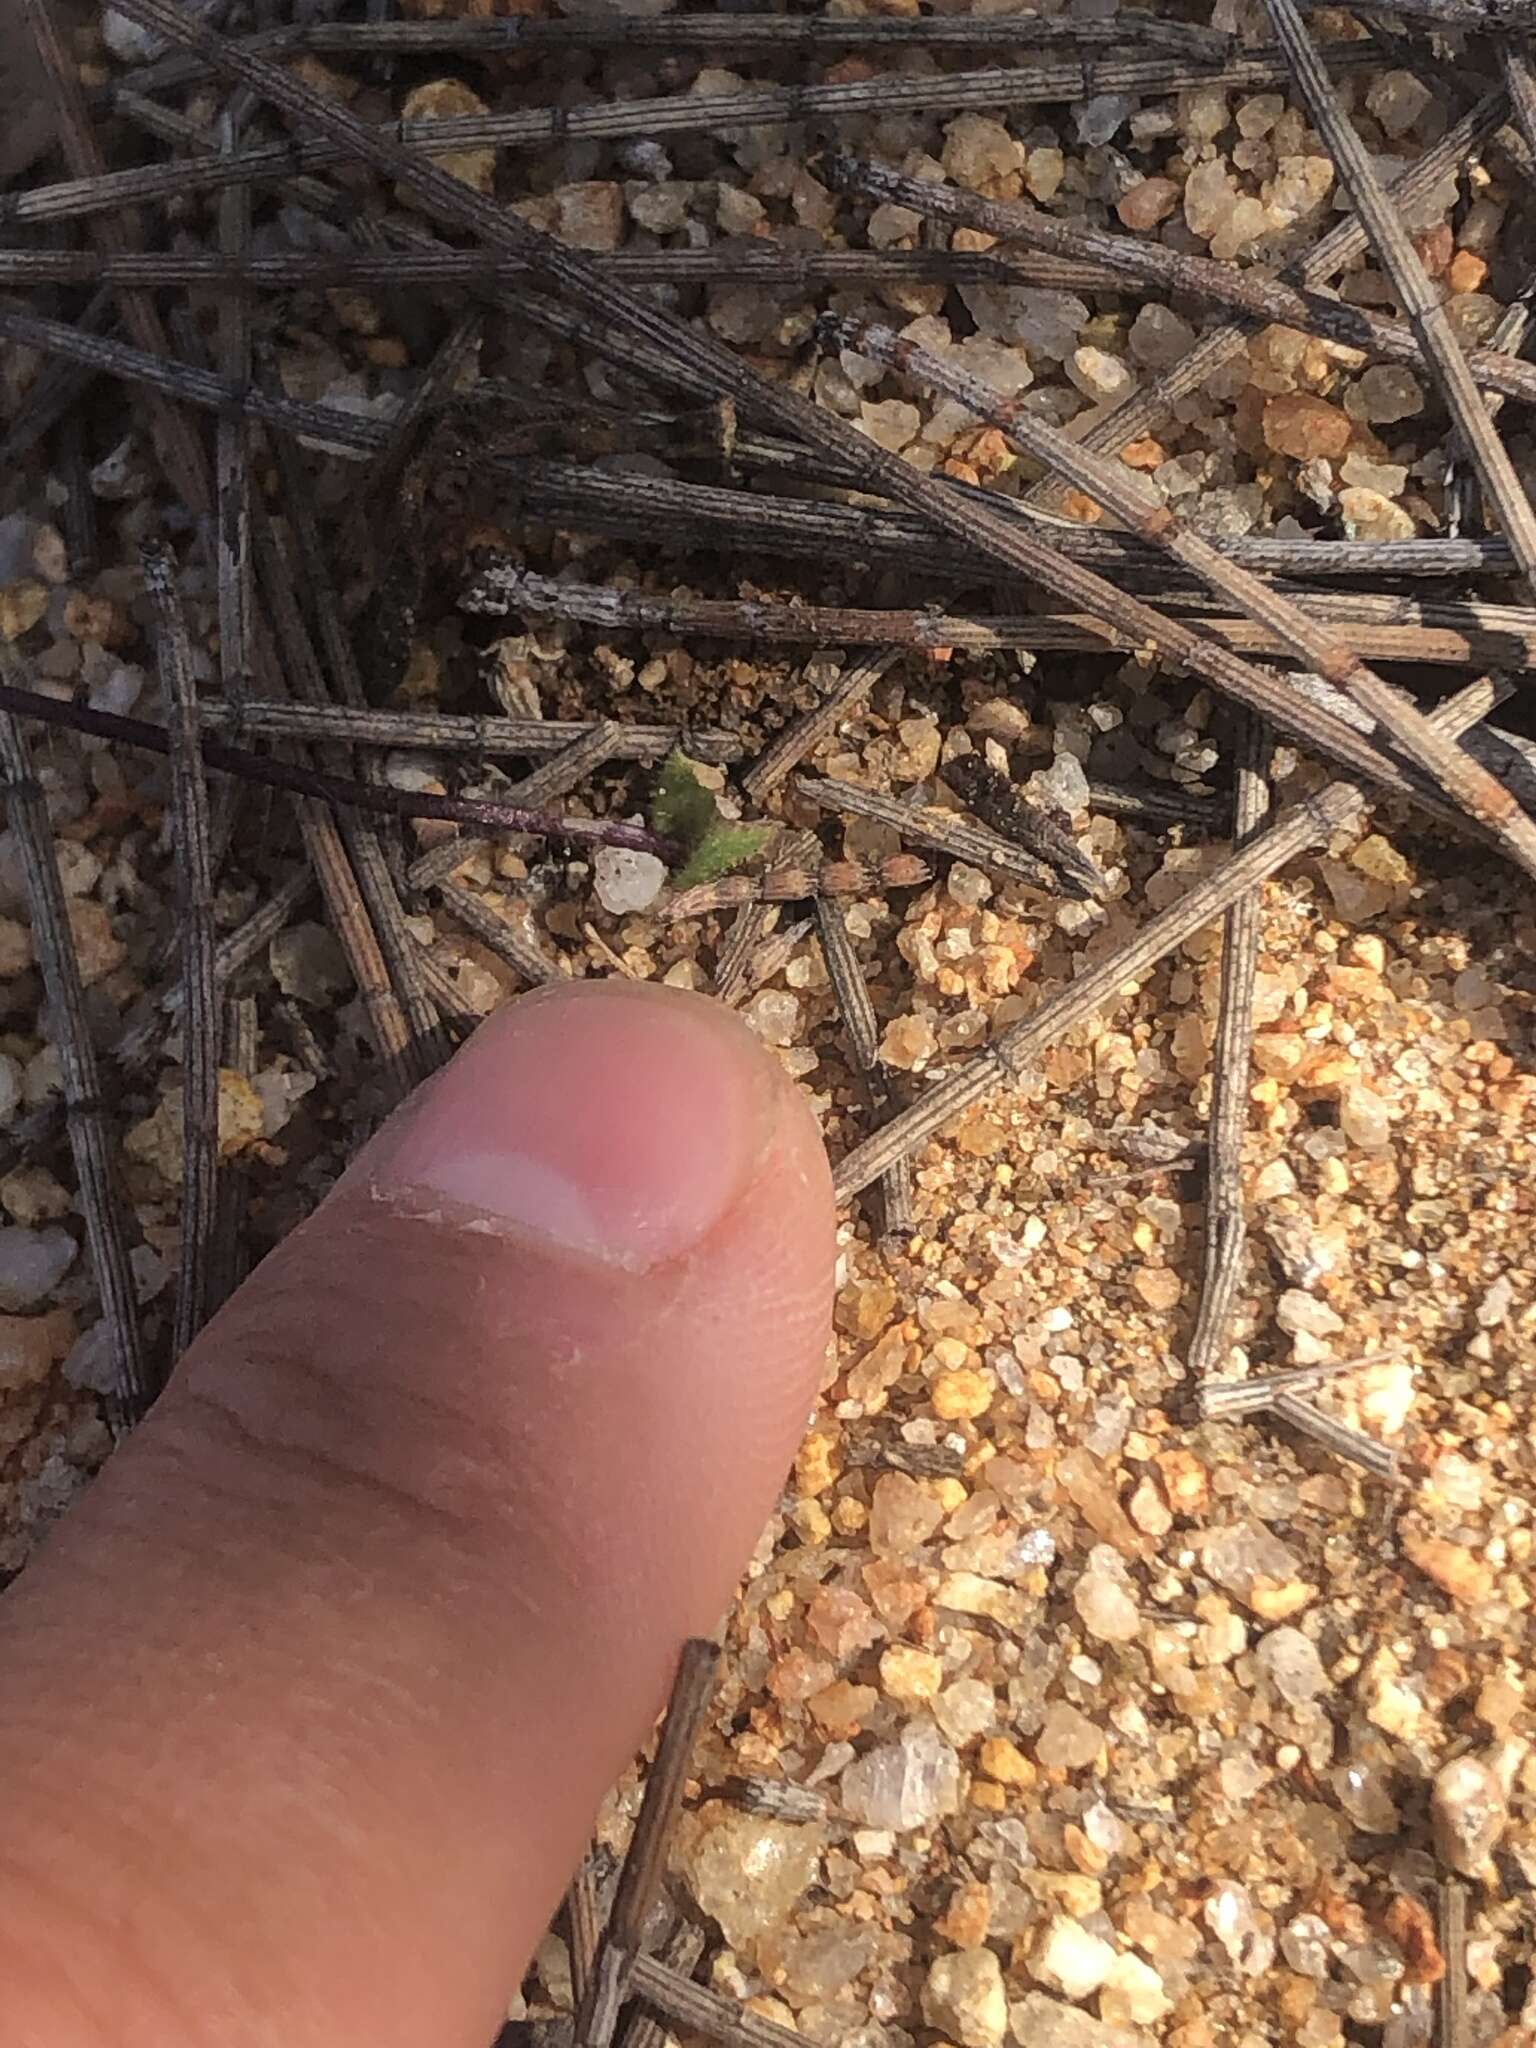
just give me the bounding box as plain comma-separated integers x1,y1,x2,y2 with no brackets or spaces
0,664,151,1431
144,544,220,1363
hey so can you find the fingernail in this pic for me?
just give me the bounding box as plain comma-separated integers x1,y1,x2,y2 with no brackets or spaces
366,983,779,1271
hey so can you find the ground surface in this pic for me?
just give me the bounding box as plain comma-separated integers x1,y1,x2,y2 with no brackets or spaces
1,0,1535,2044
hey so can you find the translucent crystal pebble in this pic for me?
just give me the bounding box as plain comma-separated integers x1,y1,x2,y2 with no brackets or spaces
1431,1755,1508,1874
0,1224,76,1313
1026,752,1090,817
933,1677,997,1747
593,845,666,915
1073,1571,1140,1643
1129,303,1195,369
1033,1916,1116,1998
1280,1913,1333,1977
923,1947,1008,2048
1035,1700,1102,1769
839,1721,961,1830
1335,1758,1402,1833
1255,1625,1328,1704
1340,1083,1392,1151
1074,94,1133,145
1010,1991,1151,2048
680,1811,822,1949
1204,1882,1276,1975
870,1470,944,1554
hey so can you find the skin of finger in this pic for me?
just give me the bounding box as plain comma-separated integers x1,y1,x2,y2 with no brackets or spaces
0,1065,833,2048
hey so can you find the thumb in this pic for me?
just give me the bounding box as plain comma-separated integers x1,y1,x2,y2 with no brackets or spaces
0,982,835,2048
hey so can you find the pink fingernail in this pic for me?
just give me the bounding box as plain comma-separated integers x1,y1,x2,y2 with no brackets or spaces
367,983,778,1272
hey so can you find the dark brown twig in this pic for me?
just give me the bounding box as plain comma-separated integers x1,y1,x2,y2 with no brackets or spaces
0,665,152,1432
941,753,1106,898
0,684,684,862
143,544,220,1363
1263,0,1536,603
574,1638,720,2048
207,994,258,1315
1186,715,1271,1384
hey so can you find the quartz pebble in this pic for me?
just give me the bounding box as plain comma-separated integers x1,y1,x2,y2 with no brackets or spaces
1255,1625,1328,1704
681,1809,823,1949
1009,1993,1151,2048
1033,1917,1116,1999
1073,1570,1140,1643
924,1947,1008,2048
593,845,665,914
840,1721,961,1830
0,1224,75,1313
1431,1755,1507,1875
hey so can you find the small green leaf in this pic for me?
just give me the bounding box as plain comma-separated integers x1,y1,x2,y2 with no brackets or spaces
674,820,772,889
651,749,718,846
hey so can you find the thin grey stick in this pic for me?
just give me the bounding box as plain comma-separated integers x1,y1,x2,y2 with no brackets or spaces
121,4,1232,82
740,652,901,806
1438,1881,1468,2048
628,1953,809,2048
565,1847,613,2016
575,1638,721,2048
827,314,1536,877
207,993,258,1315
832,678,1494,1201
797,775,1091,894
1199,1353,1395,1418
434,880,564,986
1017,89,1509,507
617,1919,708,2048
144,544,221,1362
123,867,313,1066
824,146,1536,408
216,102,253,716
504,721,626,809
198,698,741,765
1264,0,1536,601
816,897,915,1240
0,671,151,1431
18,0,209,516
0,244,1129,294
1445,275,1536,538
407,838,491,894
2,44,1379,229
0,285,114,469
1188,720,1271,1382
1270,1390,1401,1481
504,454,1526,585
262,427,449,1070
